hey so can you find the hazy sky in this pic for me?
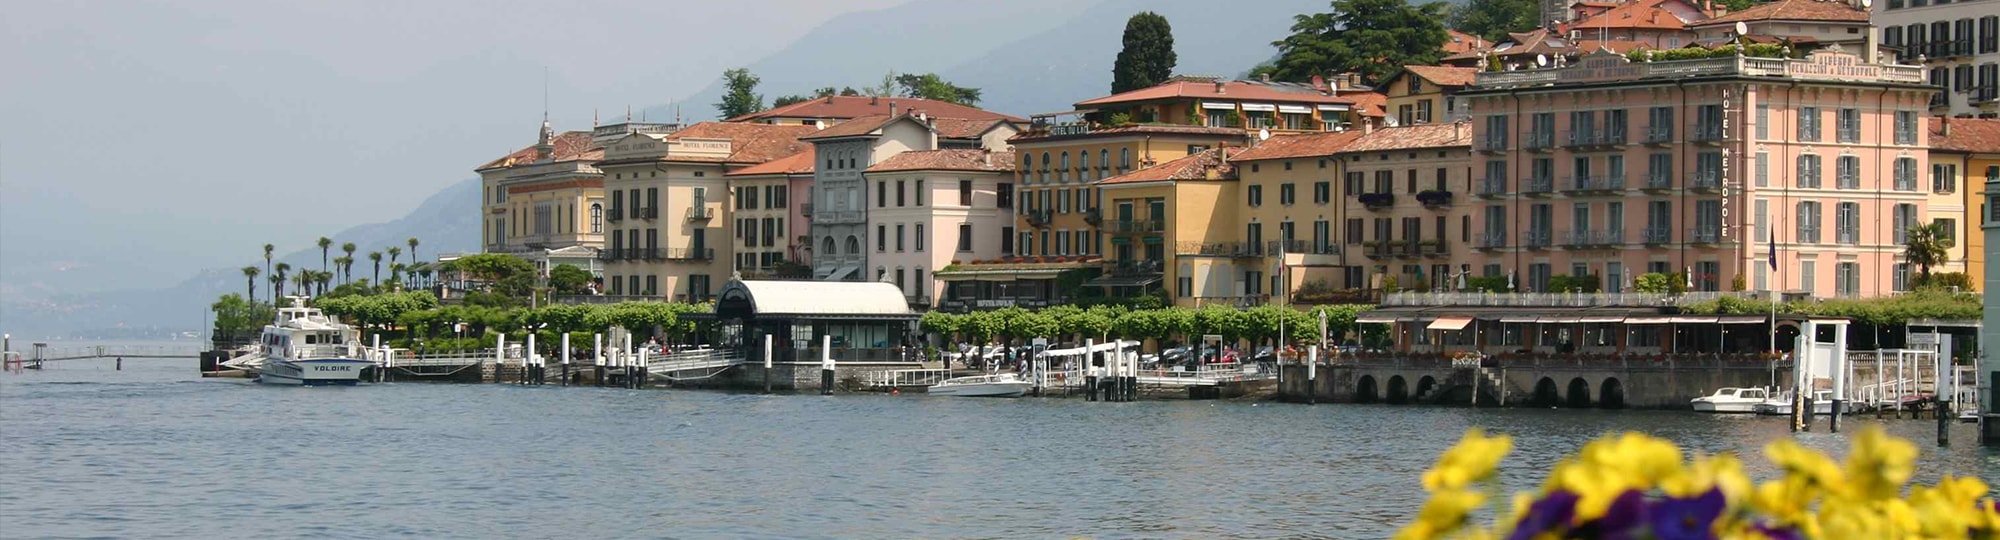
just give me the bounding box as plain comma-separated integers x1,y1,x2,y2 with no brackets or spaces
0,0,908,291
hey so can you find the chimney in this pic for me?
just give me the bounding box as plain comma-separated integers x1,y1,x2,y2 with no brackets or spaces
1215,81,1226,94
1259,72,1272,83
870,95,879,105
1943,115,1952,137
1363,118,1375,135
889,100,897,116
825,95,835,104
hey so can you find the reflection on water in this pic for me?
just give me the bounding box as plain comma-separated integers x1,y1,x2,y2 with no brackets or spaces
2,359,1994,539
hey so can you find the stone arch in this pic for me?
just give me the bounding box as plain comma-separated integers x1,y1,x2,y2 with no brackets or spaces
845,235,861,256
1599,377,1626,409
1356,375,1380,404
1566,377,1593,408
1532,377,1561,407
822,236,838,256
1387,375,1410,404
1416,375,1438,402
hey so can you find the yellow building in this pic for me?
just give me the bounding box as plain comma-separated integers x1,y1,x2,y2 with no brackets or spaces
474,120,605,254
1073,76,1367,133
1229,131,1366,304
1091,148,1247,307
1008,120,1248,260
1935,118,2000,290
1378,65,1477,127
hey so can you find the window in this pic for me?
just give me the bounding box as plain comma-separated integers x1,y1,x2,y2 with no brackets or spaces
1983,15,2000,54
876,225,886,252
1836,155,1859,189
1894,263,1911,292
1800,260,1816,293
1935,218,1957,247
1797,107,1820,142
1796,201,1820,244
1933,163,1959,193
1755,104,1769,140
895,180,907,207
1836,109,1859,143
1755,199,1769,240
1346,218,1364,244
1796,154,1821,189
1344,171,1363,195
1895,111,1918,145
957,224,973,252
1119,148,1131,170
996,183,1012,209
895,224,906,252
1836,262,1859,298
1836,202,1860,244
1280,183,1296,205
1894,203,1918,244
1755,152,1768,187
877,181,887,208
1248,184,1264,206
1895,158,1919,191
589,204,602,233
1313,181,1331,204
958,180,972,206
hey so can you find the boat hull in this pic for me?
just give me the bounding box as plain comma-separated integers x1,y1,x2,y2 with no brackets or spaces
258,358,373,386
1692,400,1759,413
927,382,1032,397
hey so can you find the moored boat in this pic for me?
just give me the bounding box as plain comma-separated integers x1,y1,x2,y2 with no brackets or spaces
1691,387,1768,413
244,300,374,386
928,373,1032,397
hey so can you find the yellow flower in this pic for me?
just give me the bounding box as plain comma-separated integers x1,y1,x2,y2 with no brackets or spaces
1764,439,1844,490
1662,453,1751,501
1395,488,1487,540
1550,460,1633,524
1422,429,1514,492
1578,432,1684,486
1907,476,1992,538
1844,425,1918,501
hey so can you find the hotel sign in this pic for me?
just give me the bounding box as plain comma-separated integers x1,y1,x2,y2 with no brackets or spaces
1557,53,1643,84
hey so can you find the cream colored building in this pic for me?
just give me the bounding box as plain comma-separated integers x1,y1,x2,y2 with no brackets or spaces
802,112,1019,281
475,120,605,255
723,148,817,278
596,122,817,301
860,149,1017,306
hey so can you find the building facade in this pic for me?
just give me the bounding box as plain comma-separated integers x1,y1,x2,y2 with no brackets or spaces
1874,0,1999,117
724,149,816,278
1935,118,2000,288
1381,66,1479,126
475,121,606,255
1072,76,1366,134
1463,47,1936,298
860,149,1016,306
802,113,1018,281
1089,148,1246,307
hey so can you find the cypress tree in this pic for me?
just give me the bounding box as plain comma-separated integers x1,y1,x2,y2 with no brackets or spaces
1111,12,1177,94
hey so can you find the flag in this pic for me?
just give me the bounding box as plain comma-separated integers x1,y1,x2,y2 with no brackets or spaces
1768,230,1778,271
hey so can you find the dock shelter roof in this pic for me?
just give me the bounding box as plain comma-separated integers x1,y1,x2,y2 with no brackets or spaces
713,279,919,320
1355,306,1679,325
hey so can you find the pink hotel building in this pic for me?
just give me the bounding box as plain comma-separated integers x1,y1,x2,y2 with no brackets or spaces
1463,47,1938,297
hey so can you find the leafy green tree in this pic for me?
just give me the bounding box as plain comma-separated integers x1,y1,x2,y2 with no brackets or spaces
919,311,963,338
1450,0,1537,42
715,68,764,119
1112,11,1177,93
894,73,982,106
772,94,813,107
212,294,273,339
1268,0,1451,85
547,264,592,295
1903,222,1952,279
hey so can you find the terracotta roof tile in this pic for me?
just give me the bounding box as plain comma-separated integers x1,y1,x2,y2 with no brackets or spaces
1930,118,2000,154
1402,65,1479,88
667,122,820,164
1443,29,1482,56
1695,0,1868,26
1569,0,1706,31
478,131,601,171
1335,123,1472,153
1009,124,1247,143
1231,131,1366,162
1095,147,1242,185
1344,91,1389,118
725,148,816,176
725,95,1026,123
866,149,1017,173
800,114,1011,141
1075,77,1353,108
925,117,1009,139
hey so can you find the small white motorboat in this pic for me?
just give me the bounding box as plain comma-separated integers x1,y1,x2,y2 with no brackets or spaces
1754,390,1835,416
1691,387,1769,413
928,373,1033,397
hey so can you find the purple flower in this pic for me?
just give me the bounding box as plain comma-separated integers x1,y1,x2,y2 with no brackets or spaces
1591,490,1651,540
1506,490,1579,540
1649,488,1726,540
1749,522,1805,540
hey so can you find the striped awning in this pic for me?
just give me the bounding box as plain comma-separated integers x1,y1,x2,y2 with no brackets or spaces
1278,104,1313,114
1239,103,1277,112
1428,316,1475,331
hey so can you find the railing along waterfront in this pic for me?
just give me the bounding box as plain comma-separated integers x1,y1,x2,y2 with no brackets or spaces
1474,55,1924,89
1380,291,1749,307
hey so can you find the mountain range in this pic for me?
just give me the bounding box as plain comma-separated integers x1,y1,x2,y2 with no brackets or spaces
3,0,1340,337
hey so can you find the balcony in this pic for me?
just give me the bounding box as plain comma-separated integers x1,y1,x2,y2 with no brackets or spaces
607,208,625,222
1418,240,1449,258
1025,209,1053,228
596,248,622,260
1642,126,1671,145
1837,229,1858,245
686,207,714,221
1476,135,1508,152
1083,208,1102,225
1268,239,1340,256
1643,227,1672,245
1524,230,1552,249
1475,232,1508,250
1687,227,1721,245
1687,172,1722,191
800,202,814,218
1523,131,1555,151
1178,241,1263,258
1107,259,1163,277
1690,123,1725,143
1563,130,1599,148
1523,176,1554,195
1477,177,1508,197
1563,229,1623,248
1644,172,1673,191
1362,240,1397,259
1564,175,1625,194
1975,87,1998,106
1416,190,1452,209
1109,219,1164,235
664,247,715,260
1797,227,1821,245
1358,192,1395,210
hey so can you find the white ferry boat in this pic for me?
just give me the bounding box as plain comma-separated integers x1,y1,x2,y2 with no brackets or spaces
242,303,374,386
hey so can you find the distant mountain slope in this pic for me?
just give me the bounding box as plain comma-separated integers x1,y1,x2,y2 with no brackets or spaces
0,178,480,338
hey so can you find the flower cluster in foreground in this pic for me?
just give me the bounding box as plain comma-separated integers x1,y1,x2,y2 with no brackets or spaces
1398,426,2000,539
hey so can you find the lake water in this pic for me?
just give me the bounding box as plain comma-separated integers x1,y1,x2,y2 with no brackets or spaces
3,358,1995,539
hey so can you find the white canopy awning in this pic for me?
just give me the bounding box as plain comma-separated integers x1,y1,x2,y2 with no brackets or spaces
1428,316,1474,331
1499,315,1540,323
1624,316,1674,325
1578,316,1627,323
1356,313,1398,324
1671,316,1719,324
1200,102,1236,110
1277,104,1313,114
1317,104,1351,111
1239,103,1277,112
1719,316,1769,325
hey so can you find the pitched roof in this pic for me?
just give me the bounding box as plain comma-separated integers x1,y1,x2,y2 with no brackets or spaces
725,147,816,176
1569,0,1705,31
1402,65,1479,88
1231,131,1366,162
1096,147,1241,185
1929,118,2000,154
1443,29,1482,56
1695,0,1869,26
924,117,1011,139
1335,123,1472,153
1074,77,1353,108
1010,123,1247,144
866,149,1017,173
1443,27,1655,62
1344,91,1389,118
799,114,1010,142
724,95,1026,123
477,130,601,171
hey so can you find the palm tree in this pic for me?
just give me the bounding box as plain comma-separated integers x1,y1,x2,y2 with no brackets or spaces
388,246,402,266
1904,222,1952,282
314,270,333,296
263,243,276,300
332,256,352,284
391,263,407,291
340,242,358,282
269,274,284,303
406,237,420,265
241,266,261,302
293,272,311,298
274,262,292,298
369,252,383,286
317,237,332,274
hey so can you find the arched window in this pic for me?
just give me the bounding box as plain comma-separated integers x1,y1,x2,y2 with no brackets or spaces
846,235,862,255
823,236,837,256
1120,148,1131,170
1040,152,1051,183
1098,149,1109,180
589,203,603,233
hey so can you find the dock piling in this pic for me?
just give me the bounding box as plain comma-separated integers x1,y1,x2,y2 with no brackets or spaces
1306,346,1317,405
762,334,773,394
593,333,604,387
560,334,571,386
820,335,833,395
